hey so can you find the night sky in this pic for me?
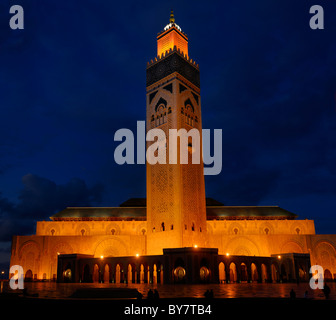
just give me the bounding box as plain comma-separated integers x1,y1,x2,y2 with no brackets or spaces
0,0,336,269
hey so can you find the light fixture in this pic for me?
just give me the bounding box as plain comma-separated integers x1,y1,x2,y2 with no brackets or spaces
226,253,230,256
194,245,198,248
100,255,104,259
136,253,139,257
278,255,281,259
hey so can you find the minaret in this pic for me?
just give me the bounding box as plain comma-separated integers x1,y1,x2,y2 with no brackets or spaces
146,12,207,254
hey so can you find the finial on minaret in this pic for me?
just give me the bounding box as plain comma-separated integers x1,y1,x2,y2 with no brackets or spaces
169,10,175,23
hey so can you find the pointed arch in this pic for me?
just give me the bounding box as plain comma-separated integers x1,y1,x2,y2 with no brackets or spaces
93,264,100,283
155,97,167,111
75,223,90,236
229,262,237,282
219,262,226,283
261,263,268,282
251,263,258,282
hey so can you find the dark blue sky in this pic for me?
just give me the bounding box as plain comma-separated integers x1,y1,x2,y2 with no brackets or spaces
0,0,336,267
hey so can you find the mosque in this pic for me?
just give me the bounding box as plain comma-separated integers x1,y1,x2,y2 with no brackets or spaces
9,12,336,284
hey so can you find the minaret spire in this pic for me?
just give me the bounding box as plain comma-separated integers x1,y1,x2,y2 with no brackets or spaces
169,10,175,23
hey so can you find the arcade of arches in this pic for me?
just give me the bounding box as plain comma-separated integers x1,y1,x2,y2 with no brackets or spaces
57,249,311,284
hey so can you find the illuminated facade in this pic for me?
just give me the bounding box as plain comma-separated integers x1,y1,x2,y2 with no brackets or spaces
10,12,336,283
157,13,188,58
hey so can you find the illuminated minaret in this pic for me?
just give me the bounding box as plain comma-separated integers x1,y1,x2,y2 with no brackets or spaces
146,12,207,254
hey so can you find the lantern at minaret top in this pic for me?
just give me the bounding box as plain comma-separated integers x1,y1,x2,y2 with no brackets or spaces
157,11,189,58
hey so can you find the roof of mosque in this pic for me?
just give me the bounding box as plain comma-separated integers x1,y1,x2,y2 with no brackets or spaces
50,198,297,221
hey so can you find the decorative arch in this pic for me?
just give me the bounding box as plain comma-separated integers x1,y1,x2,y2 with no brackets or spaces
93,237,128,258
105,223,121,235
290,221,306,235
154,97,167,112
103,263,110,283
312,239,336,256
271,263,280,282
93,264,100,283
25,269,33,281
179,89,198,112
18,240,41,260
75,223,91,236
219,262,226,283
233,246,251,256
51,241,73,258
225,236,260,256
261,263,268,282
150,87,171,109
151,95,171,127
312,240,336,273
229,262,237,282
324,269,333,281
259,222,274,235
184,98,194,112
18,240,41,277
45,223,61,236
251,263,259,282
280,240,304,254
136,223,147,235
228,222,244,235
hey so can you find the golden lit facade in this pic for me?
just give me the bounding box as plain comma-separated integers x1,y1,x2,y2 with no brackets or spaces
9,13,336,282
10,210,336,281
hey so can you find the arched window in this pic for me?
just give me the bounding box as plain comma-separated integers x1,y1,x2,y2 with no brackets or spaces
81,229,86,236
51,229,55,236
296,228,301,235
111,229,116,235
191,223,195,231
233,228,238,235
161,222,165,231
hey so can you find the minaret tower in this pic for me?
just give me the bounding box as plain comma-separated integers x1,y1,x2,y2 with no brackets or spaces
146,12,207,254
